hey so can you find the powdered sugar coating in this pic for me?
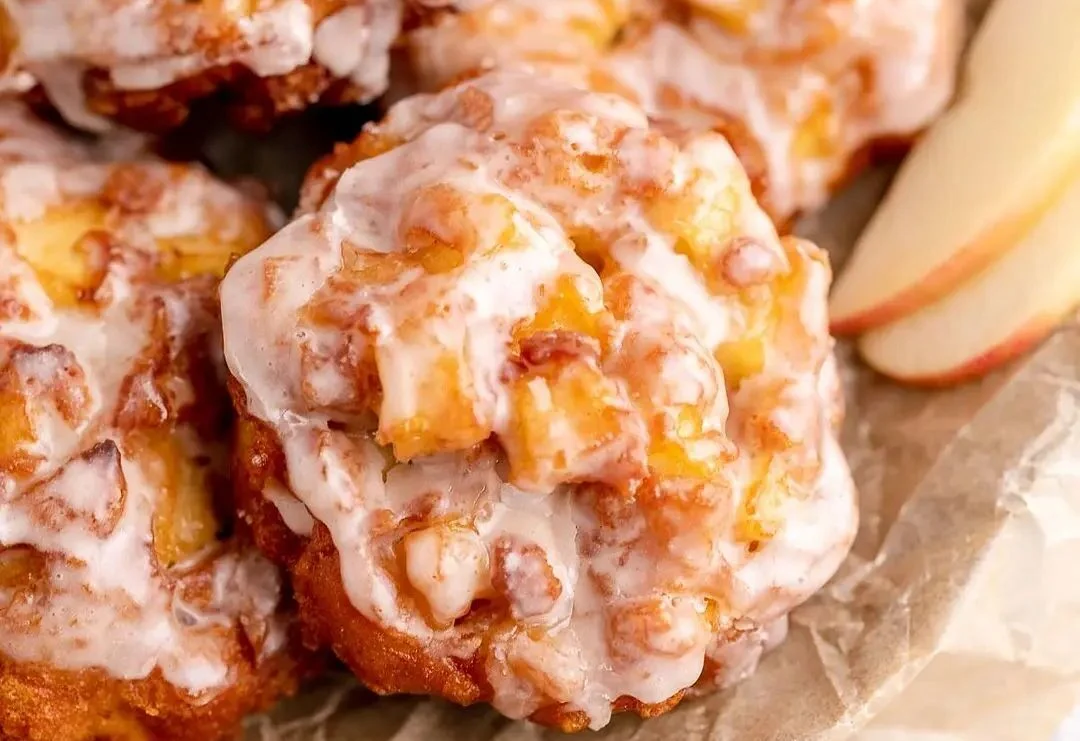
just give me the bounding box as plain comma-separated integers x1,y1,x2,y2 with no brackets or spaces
223,69,856,729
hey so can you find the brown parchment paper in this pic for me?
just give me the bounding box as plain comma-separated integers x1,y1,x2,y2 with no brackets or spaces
237,0,1080,737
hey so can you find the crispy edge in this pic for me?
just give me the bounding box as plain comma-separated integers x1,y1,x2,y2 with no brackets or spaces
230,382,691,730
0,638,310,741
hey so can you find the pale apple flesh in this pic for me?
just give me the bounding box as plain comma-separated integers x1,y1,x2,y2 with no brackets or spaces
829,0,1080,335
858,175,1080,385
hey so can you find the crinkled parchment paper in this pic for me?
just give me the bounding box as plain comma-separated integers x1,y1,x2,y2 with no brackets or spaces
238,0,1080,737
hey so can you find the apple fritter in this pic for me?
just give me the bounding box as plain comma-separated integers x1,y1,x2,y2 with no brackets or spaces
0,0,404,132
223,69,857,731
398,0,961,225
0,105,308,741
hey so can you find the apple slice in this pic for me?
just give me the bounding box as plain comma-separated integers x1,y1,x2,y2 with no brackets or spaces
858,174,1080,386
829,0,1080,334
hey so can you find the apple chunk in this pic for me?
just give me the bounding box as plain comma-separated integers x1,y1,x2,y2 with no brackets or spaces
829,0,1080,334
858,175,1080,385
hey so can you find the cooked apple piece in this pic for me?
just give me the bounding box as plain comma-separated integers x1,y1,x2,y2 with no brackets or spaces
11,203,106,306
156,233,256,281
505,341,645,491
0,386,36,476
377,348,489,462
830,0,1080,333
131,430,220,568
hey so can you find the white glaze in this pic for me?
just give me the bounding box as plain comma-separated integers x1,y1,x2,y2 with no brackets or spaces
313,0,403,98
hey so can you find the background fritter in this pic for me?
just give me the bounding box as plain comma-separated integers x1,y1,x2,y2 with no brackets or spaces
0,0,403,131
399,0,961,225
0,104,309,741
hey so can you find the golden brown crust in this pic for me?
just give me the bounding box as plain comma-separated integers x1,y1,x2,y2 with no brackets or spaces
527,692,686,732
1,0,393,132
83,62,363,134
0,639,308,741
233,408,689,730
233,403,492,700
233,406,492,705
294,527,490,702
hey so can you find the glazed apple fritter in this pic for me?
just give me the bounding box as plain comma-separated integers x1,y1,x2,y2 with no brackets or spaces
0,0,403,131
222,69,857,731
0,104,307,741
401,0,962,224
